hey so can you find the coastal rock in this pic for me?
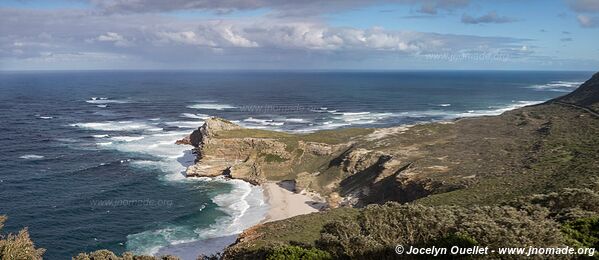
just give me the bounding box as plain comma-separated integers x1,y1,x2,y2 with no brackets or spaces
341,148,388,174
176,117,241,147
299,141,338,156
182,118,297,184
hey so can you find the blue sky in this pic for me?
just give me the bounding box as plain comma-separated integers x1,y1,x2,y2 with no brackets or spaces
1,0,598,70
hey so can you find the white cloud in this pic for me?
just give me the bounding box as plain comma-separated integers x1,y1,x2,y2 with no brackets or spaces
0,8,574,70
577,14,598,28
94,32,134,46
89,0,471,16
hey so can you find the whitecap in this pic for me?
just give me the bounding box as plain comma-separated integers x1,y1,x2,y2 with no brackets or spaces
86,98,130,104
528,81,582,92
242,117,284,126
126,178,267,256
438,104,451,107
281,118,308,123
187,104,236,110
97,105,108,108
111,136,145,142
71,121,159,132
399,101,543,120
332,111,395,124
181,113,210,120
455,101,543,117
164,121,204,129
19,154,44,160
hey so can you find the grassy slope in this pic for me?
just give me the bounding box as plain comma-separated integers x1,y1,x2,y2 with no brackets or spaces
418,104,599,207
223,102,599,256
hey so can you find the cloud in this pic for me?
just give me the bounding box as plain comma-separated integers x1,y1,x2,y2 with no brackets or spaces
0,8,536,69
88,0,471,16
461,11,517,24
567,0,599,13
577,14,598,27
91,32,134,46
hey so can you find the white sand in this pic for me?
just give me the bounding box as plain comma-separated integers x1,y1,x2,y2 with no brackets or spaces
261,182,325,223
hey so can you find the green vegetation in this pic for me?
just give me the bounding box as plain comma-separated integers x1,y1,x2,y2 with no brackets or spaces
415,104,599,207
266,245,332,260
316,203,562,258
261,153,288,163
0,216,45,260
562,218,599,249
215,127,373,153
73,250,180,260
226,186,599,259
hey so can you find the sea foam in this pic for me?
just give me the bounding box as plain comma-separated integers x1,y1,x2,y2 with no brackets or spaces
528,81,582,92
71,121,162,132
86,97,130,104
19,154,45,160
187,104,237,110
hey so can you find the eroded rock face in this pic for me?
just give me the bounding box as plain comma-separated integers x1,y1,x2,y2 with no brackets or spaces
182,118,296,184
178,117,461,206
177,117,241,147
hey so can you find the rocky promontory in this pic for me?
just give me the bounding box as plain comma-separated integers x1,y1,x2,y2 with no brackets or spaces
217,72,599,259
178,71,599,211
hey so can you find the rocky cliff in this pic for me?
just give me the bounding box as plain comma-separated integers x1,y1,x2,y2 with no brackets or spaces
219,72,599,259
179,72,599,209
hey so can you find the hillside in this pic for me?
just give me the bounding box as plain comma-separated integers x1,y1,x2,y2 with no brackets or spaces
172,72,599,259
553,71,599,112
180,74,599,209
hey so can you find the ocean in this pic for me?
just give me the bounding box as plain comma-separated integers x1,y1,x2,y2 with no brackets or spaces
0,70,593,259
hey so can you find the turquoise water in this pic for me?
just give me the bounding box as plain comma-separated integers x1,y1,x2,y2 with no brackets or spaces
0,70,593,259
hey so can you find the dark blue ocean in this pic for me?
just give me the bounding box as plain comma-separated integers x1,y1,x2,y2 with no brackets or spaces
0,70,593,259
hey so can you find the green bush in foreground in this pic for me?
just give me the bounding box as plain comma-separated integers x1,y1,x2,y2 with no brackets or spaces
0,215,45,260
73,249,180,260
266,245,332,260
562,217,599,249
316,203,564,258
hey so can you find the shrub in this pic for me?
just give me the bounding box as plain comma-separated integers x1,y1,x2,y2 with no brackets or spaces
562,217,599,248
316,203,564,258
266,245,332,260
73,250,180,260
0,216,45,260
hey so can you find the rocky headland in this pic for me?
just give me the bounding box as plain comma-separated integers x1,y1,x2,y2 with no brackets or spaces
170,72,599,259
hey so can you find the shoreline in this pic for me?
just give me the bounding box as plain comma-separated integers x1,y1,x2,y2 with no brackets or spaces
260,181,327,223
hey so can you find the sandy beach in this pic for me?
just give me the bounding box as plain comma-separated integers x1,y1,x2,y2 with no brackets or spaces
261,181,326,223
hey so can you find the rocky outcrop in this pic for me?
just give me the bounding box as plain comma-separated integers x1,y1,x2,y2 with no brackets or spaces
176,117,241,147
181,119,293,184
178,117,453,206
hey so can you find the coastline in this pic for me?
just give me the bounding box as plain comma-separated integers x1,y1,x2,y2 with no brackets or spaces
260,181,327,223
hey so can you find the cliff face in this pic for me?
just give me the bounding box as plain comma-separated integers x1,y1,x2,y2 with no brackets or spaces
180,72,599,208
211,74,599,259
179,117,445,206
179,110,554,207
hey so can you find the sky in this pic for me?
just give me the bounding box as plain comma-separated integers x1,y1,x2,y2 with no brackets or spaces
0,0,598,70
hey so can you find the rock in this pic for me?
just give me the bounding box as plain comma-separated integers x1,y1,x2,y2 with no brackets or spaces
176,117,241,147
